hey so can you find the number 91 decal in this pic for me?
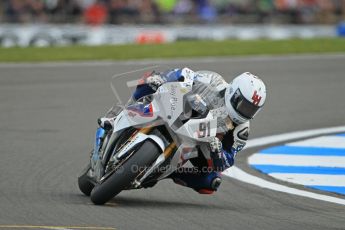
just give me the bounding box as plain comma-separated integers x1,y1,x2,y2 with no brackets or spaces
198,121,211,138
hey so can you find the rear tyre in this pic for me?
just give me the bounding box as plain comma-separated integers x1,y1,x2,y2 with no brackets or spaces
78,163,95,196
90,140,161,205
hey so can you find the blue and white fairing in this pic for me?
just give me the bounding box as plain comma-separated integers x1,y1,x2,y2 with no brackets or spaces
106,68,234,181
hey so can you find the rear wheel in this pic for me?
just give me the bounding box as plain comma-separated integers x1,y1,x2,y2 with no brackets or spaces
90,140,161,205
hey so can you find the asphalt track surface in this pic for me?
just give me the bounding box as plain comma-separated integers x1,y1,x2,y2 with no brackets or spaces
0,55,345,230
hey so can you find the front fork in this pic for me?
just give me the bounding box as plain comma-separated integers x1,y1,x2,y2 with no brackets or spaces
92,125,176,187
91,127,105,168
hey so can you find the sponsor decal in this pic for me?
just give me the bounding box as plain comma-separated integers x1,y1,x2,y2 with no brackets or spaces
252,90,262,106
127,103,153,117
170,84,178,116
237,127,249,140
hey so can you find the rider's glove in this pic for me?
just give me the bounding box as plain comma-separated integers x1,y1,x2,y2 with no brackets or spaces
210,137,222,154
209,137,224,171
146,74,164,91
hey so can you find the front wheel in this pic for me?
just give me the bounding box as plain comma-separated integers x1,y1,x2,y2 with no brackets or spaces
90,140,161,205
78,163,95,196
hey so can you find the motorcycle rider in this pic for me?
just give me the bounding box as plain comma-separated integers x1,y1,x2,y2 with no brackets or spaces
98,68,267,194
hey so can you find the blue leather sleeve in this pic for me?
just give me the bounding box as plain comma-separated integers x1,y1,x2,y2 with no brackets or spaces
162,69,183,82
133,84,156,100
222,148,235,168
133,69,183,100
211,148,235,172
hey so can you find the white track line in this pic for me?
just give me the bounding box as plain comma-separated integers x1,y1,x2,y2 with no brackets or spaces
225,167,345,205
287,136,345,149
269,173,345,187
223,125,345,206
248,154,345,167
244,126,345,149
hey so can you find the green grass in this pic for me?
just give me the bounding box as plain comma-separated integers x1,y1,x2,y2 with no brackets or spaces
0,38,344,62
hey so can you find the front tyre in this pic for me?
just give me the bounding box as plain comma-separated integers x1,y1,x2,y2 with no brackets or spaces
78,163,95,196
90,140,161,205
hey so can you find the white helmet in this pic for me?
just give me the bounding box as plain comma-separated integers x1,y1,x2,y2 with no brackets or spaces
225,72,267,124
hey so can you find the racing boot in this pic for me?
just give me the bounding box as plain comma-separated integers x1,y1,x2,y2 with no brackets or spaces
170,171,222,194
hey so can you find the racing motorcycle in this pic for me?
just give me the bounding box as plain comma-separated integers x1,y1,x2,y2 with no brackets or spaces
78,68,229,205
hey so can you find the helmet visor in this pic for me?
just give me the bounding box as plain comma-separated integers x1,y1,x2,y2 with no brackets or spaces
230,89,261,119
